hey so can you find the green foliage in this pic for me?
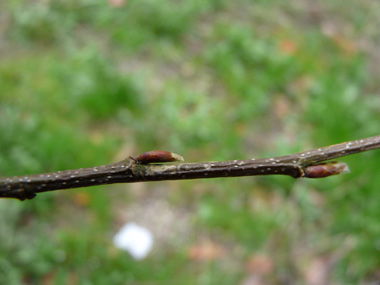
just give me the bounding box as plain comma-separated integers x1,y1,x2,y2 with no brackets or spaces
0,0,379,283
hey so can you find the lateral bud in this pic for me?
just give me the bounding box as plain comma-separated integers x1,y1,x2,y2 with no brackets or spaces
133,151,184,164
304,162,350,178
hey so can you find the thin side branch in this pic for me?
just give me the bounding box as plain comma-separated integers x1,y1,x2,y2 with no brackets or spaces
1,135,379,201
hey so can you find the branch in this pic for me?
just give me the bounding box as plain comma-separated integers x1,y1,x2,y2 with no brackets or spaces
1,135,379,201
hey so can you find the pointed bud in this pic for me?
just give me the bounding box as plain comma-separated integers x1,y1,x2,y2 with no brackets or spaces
304,162,350,178
136,151,184,164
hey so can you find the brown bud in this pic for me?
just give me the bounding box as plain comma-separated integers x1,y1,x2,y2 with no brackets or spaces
135,151,184,164
304,162,350,178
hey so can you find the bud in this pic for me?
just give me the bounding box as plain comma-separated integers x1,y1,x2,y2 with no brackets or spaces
135,151,184,164
304,162,350,178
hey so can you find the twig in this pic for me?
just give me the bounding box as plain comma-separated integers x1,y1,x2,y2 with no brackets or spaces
1,135,379,201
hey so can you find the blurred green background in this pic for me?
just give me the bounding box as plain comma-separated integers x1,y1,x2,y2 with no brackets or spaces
1,0,380,284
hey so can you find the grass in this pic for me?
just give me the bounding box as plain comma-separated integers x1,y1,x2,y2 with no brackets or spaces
1,0,380,283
